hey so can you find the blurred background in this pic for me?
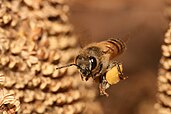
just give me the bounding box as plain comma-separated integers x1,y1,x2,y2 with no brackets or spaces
68,0,169,114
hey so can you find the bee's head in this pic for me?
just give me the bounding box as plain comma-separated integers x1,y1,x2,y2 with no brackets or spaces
75,55,97,80
56,55,97,81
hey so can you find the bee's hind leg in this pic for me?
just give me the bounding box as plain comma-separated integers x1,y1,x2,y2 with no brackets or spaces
116,63,126,80
108,61,127,80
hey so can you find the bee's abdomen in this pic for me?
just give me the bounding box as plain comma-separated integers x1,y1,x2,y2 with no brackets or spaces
107,38,126,54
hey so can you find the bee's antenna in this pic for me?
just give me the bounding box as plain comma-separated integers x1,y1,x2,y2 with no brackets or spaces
56,64,81,70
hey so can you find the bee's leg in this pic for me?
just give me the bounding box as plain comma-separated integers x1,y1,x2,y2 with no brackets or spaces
99,83,109,97
115,63,125,80
80,74,84,81
85,77,89,81
108,61,127,80
99,75,109,97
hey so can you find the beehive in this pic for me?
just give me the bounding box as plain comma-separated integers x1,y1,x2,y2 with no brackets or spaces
156,23,171,114
0,74,20,114
0,0,102,113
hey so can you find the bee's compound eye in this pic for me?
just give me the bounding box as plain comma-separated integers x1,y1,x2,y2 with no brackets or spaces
89,56,97,70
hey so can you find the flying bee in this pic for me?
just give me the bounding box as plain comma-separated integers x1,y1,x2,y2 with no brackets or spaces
56,38,128,96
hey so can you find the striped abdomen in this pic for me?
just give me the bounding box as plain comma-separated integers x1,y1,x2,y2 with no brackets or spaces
106,38,126,56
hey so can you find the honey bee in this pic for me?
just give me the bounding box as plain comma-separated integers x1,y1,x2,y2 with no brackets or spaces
56,38,127,96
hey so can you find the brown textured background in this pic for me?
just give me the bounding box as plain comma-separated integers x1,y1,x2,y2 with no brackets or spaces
69,0,168,114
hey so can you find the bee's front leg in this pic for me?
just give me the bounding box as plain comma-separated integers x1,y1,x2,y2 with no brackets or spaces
80,74,84,81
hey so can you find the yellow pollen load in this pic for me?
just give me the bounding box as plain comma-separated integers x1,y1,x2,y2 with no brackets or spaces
106,64,123,85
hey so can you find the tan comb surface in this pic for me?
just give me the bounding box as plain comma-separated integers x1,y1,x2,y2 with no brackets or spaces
0,0,102,113
156,23,171,114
